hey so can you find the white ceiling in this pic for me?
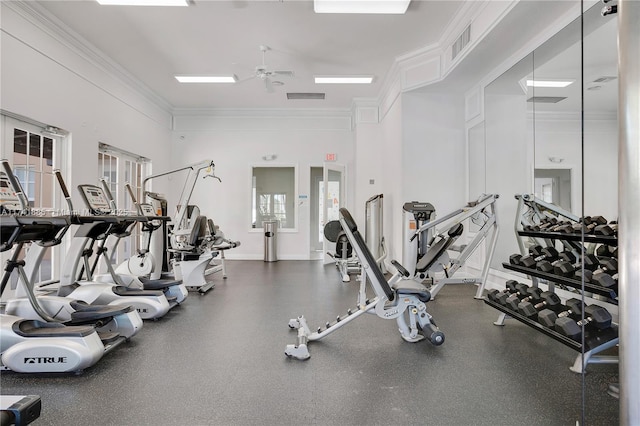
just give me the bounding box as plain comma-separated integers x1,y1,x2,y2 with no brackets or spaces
485,4,618,114
36,0,467,110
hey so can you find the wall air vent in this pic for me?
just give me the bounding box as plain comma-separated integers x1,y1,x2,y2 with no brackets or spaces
527,96,567,104
451,25,471,60
592,76,617,83
287,93,325,100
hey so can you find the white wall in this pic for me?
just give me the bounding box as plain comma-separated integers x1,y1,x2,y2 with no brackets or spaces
484,93,531,268
532,114,618,221
378,97,404,264
1,3,174,207
171,113,354,260
401,92,466,214
353,121,384,226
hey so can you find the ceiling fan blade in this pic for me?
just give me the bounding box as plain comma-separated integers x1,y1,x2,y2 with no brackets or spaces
272,70,295,77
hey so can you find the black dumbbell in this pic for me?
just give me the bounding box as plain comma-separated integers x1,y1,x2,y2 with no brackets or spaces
576,256,617,282
549,221,574,233
487,280,521,305
594,257,618,275
520,247,559,269
594,223,617,236
558,298,583,319
538,298,583,328
584,216,608,226
592,272,618,290
555,305,613,340
509,253,523,265
596,244,617,258
525,218,559,231
553,253,600,277
580,304,613,329
536,249,575,273
518,291,561,318
503,284,536,311
573,216,608,234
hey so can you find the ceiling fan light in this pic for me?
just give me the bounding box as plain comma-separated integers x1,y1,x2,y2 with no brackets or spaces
315,76,374,84
175,75,238,83
314,0,411,14
97,0,189,5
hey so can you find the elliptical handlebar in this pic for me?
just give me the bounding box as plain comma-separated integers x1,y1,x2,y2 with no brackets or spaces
54,169,74,213
1,159,30,214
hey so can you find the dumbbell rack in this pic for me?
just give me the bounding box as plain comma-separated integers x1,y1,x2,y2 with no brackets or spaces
502,262,618,301
507,229,619,302
484,298,619,372
485,194,620,373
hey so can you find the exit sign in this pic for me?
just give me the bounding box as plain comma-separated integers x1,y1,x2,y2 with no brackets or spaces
326,153,337,162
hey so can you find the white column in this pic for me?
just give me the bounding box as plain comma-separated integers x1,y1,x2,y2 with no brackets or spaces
617,0,640,424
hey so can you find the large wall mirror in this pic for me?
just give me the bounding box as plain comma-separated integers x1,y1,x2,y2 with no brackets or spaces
481,2,618,270
480,1,619,422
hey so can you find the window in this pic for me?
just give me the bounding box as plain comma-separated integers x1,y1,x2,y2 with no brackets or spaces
12,128,55,208
98,144,150,261
252,166,296,229
3,116,62,284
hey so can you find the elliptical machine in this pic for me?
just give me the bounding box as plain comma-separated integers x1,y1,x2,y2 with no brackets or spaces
52,171,172,320
0,160,142,340
91,180,187,305
0,163,108,373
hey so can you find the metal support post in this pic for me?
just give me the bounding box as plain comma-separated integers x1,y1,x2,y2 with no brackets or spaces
618,1,640,423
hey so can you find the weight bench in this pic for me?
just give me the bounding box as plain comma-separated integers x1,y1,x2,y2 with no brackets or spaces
285,208,444,360
323,220,360,282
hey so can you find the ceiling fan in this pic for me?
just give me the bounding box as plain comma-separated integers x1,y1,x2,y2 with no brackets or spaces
245,45,295,92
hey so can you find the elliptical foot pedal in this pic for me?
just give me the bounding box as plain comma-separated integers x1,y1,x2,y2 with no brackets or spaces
97,331,121,344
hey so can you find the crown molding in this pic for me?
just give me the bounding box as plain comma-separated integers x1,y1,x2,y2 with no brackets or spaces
171,107,352,118
7,0,515,126
5,0,173,114
370,0,510,122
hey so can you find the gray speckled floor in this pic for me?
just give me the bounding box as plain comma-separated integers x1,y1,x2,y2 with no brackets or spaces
1,260,618,425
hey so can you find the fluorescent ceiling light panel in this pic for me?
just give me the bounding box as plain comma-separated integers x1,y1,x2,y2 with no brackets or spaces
175,75,237,83
315,76,373,84
314,0,410,14
97,0,188,6
526,80,574,88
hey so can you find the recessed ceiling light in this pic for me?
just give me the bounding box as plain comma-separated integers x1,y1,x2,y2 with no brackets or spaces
315,76,374,84
526,80,574,88
314,0,410,14
175,75,238,83
96,0,188,6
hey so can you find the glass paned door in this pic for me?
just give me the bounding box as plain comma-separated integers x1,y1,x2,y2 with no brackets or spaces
322,163,345,264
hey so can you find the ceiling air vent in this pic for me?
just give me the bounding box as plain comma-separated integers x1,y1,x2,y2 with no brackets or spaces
287,93,325,100
592,76,617,83
527,96,567,104
451,25,471,60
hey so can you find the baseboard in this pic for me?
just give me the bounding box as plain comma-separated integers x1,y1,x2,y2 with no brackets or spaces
222,254,316,261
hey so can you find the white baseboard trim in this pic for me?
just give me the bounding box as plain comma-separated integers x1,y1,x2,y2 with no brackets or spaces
222,254,316,261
